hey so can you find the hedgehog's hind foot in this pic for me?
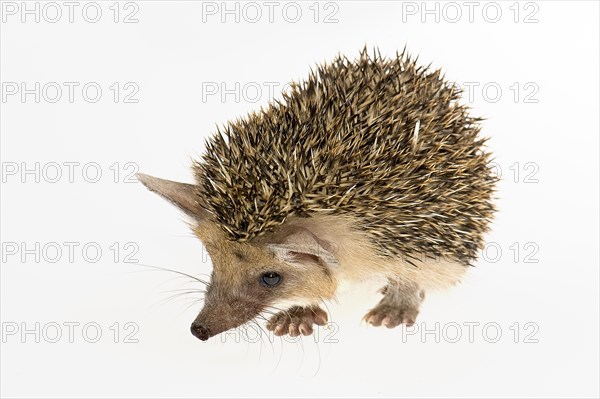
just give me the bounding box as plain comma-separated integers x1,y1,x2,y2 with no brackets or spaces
265,305,328,337
363,303,420,328
364,280,425,328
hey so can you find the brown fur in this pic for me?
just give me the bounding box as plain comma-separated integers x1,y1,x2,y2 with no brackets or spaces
183,212,465,340
188,219,336,339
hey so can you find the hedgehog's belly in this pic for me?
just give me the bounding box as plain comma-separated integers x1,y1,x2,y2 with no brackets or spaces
286,214,468,291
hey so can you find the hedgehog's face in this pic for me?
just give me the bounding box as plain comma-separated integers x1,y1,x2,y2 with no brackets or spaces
136,173,340,341
190,224,338,341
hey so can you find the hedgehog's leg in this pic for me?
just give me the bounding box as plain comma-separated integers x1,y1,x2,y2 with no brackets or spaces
363,279,424,328
265,305,328,337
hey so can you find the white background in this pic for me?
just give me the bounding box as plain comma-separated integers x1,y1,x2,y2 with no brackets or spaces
1,1,599,397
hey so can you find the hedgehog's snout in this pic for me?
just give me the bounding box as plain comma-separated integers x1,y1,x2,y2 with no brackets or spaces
190,322,211,341
190,312,254,342
190,291,262,342
190,311,230,342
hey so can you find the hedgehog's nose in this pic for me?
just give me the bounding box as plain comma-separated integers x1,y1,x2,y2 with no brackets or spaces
190,323,210,341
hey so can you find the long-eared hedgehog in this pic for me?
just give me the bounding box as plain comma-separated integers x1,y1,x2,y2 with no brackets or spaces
138,48,497,341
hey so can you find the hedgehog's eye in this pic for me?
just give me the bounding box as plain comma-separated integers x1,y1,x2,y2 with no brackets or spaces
260,272,282,287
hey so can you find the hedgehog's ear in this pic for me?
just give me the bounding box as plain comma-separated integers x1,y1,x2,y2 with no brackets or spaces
267,227,339,269
137,173,208,220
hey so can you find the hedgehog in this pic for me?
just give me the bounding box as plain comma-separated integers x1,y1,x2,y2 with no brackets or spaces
138,48,497,341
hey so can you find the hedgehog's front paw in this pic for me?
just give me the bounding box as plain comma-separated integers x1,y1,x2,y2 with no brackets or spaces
265,306,328,337
363,303,420,328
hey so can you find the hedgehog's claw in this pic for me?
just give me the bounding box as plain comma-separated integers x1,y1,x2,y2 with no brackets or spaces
364,304,419,328
266,305,328,337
